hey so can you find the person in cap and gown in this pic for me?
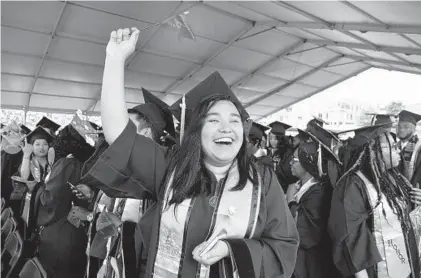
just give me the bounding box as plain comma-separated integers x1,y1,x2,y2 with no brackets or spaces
33,122,96,278
306,121,344,187
397,110,421,190
328,124,420,278
76,88,177,278
35,116,61,135
267,121,298,192
286,138,336,278
247,122,272,166
368,113,397,138
17,126,56,239
1,123,31,214
82,27,299,278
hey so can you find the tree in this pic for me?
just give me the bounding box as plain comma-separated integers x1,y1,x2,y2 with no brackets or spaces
385,101,405,115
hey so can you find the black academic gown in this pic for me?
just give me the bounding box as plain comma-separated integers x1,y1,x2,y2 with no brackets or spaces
328,174,421,278
1,150,24,214
289,180,335,278
84,121,299,278
35,157,89,278
270,146,298,192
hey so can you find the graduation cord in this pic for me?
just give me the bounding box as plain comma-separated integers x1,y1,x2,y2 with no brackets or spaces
85,191,104,278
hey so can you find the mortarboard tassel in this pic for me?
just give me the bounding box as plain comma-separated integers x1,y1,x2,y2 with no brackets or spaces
180,95,186,144
317,143,323,178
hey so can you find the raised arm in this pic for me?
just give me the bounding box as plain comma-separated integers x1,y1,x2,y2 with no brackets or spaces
19,140,33,180
101,28,140,144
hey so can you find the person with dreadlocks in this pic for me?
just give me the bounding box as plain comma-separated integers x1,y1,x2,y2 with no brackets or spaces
286,133,339,278
81,27,299,278
397,110,421,190
328,124,420,278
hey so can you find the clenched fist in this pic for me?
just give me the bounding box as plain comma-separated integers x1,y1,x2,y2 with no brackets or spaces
106,27,140,62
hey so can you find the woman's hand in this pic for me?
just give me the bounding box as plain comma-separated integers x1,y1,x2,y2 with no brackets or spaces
72,184,94,201
192,240,229,266
410,185,421,206
106,27,140,62
22,139,33,157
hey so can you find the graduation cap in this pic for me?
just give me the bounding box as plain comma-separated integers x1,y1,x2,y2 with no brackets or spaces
365,113,395,126
249,122,270,141
19,125,32,135
296,129,310,142
36,117,60,133
268,121,291,136
299,128,342,165
89,122,102,131
307,122,341,147
127,89,175,138
169,72,249,124
307,117,327,128
142,88,175,138
346,123,391,149
25,126,54,144
398,110,421,125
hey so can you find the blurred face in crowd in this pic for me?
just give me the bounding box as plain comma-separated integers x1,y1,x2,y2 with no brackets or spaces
201,100,243,167
32,139,49,158
292,136,301,148
260,137,267,149
269,133,279,148
379,133,400,170
290,149,307,179
137,117,153,140
397,121,415,141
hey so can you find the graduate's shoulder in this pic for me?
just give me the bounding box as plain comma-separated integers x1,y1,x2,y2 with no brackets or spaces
253,161,278,195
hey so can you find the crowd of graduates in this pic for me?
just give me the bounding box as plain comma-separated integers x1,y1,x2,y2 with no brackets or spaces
1,27,421,278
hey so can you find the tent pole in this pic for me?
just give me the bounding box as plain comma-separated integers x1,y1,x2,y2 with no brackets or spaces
23,107,27,125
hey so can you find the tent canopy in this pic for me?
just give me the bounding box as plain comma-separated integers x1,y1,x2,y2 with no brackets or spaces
2,1,421,121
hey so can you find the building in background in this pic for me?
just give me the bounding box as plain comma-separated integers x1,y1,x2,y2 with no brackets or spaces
261,98,374,131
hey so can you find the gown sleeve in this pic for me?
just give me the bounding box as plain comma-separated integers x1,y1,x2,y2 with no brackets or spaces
328,174,382,277
295,183,330,249
224,168,300,278
82,121,168,200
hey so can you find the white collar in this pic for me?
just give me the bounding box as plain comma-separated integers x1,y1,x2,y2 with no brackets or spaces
294,178,318,203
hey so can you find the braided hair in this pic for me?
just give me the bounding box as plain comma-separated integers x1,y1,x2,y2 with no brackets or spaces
337,132,413,233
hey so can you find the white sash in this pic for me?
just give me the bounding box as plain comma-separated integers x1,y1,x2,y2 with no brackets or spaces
153,163,261,278
356,171,411,278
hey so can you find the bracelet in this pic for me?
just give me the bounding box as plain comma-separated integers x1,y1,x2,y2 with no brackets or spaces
23,156,31,160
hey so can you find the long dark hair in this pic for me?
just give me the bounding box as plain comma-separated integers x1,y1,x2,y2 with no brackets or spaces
337,132,413,233
166,95,258,206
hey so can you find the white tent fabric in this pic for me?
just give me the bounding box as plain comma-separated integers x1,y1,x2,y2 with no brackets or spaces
2,1,421,121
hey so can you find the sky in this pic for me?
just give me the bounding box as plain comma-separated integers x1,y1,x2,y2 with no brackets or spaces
267,67,421,121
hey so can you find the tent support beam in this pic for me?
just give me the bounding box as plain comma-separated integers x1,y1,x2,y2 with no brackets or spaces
163,22,256,96
25,1,67,109
260,20,421,36
372,65,421,76
304,39,421,55
1,104,101,116
344,54,421,70
254,65,371,121
244,55,342,108
230,40,306,88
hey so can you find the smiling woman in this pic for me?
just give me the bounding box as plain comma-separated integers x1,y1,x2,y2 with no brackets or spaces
81,27,300,278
